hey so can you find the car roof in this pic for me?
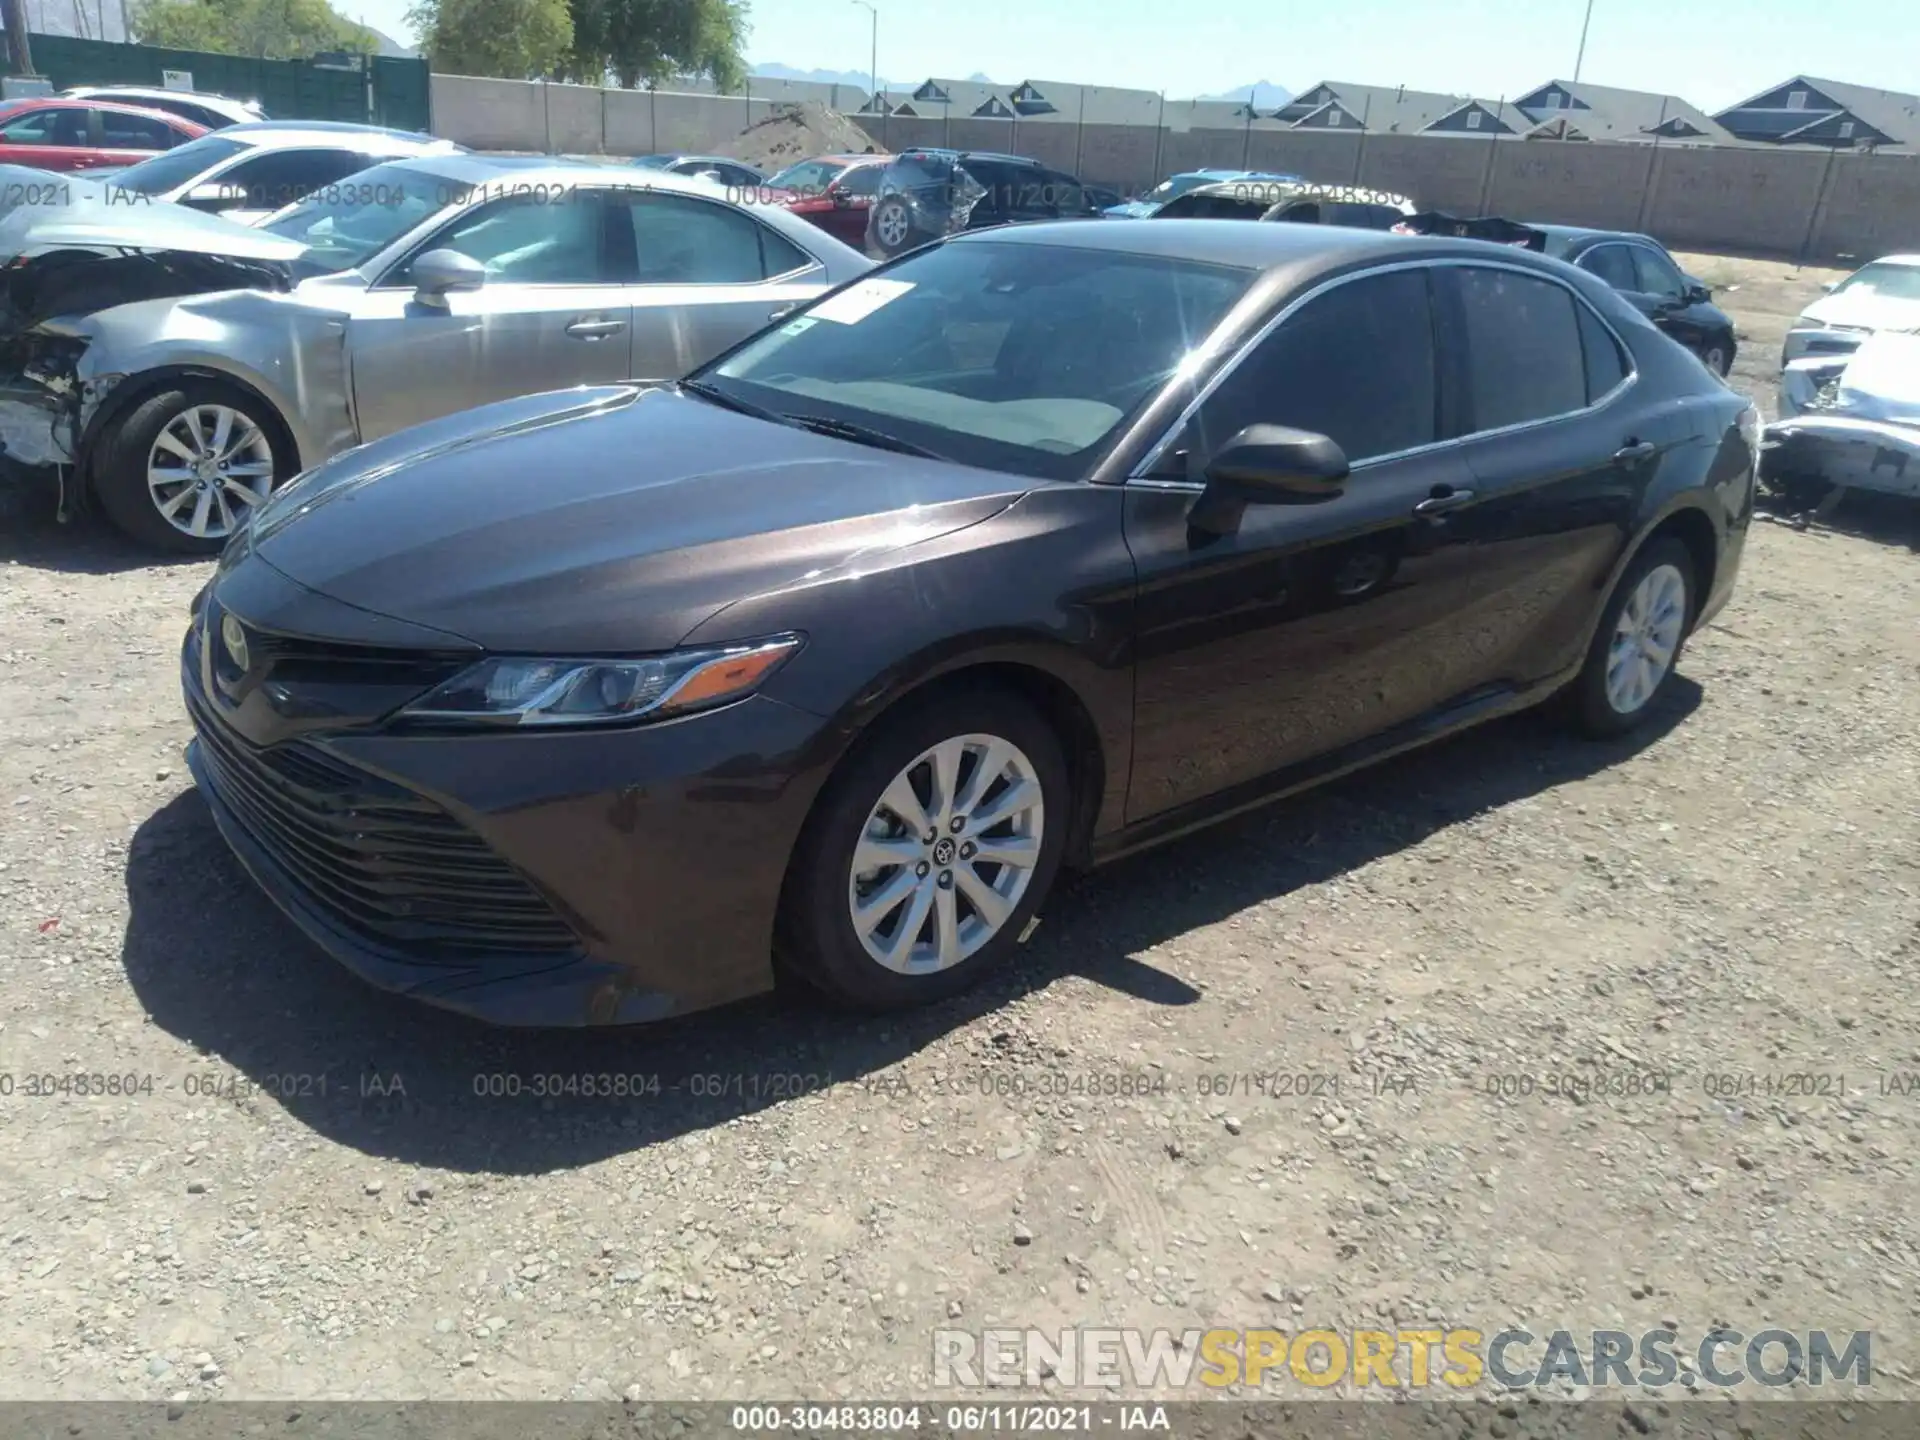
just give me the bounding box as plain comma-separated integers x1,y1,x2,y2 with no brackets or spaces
1528,222,1661,248
217,121,455,153
68,85,258,106
1186,179,1415,207
389,152,761,191
0,95,202,125
953,217,1591,283
894,148,1040,166
1858,253,1920,268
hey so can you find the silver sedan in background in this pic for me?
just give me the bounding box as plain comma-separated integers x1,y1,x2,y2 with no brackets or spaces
0,154,872,552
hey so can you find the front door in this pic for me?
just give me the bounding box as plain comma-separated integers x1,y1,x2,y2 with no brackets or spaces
347,191,633,442
1123,266,1495,823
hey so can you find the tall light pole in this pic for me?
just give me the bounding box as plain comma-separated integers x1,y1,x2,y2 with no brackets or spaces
1572,0,1597,82
851,0,879,140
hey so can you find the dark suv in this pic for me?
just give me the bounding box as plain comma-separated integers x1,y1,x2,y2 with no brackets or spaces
865,149,1100,256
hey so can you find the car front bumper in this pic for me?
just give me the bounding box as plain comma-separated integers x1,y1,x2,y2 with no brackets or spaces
1762,415,1920,497
181,622,840,1027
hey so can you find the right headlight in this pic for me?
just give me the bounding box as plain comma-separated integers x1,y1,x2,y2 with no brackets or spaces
397,634,803,730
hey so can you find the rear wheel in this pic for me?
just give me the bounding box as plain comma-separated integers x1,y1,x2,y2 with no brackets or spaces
1565,537,1695,738
93,379,293,555
870,196,916,256
780,688,1069,1010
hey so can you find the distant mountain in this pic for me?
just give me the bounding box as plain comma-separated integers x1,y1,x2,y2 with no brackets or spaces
751,64,891,90
1191,81,1294,108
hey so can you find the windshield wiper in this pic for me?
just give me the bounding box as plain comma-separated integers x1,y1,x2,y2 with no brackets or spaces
678,378,798,427
783,413,943,459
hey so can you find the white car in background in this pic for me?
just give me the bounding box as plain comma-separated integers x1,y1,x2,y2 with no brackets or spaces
1780,253,1920,368
61,85,268,132
80,121,462,226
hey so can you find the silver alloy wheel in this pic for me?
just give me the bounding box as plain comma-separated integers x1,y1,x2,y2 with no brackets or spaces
875,201,911,249
1605,562,1687,715
147,403,277,541
847,732,1045,975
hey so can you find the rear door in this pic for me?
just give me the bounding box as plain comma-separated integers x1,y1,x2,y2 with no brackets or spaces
91,109,188,167
610,188,828,380
1435,260,1673,684
346,189,635,440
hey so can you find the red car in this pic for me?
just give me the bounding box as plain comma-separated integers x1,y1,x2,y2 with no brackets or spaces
0,97,206,173
762,153,889,246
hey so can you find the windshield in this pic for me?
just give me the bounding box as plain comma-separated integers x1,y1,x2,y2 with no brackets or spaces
106,135,250,196
259,162,449,276
631,155,676,170
698,237,1252,480
1144,174,1214,204
1832,262,1920,303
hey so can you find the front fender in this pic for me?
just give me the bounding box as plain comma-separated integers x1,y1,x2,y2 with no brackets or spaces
71,290,356,469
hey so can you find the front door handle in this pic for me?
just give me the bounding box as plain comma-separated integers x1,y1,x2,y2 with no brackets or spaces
1614,439,1659,466
565,317,626,339
1413,486,1476,516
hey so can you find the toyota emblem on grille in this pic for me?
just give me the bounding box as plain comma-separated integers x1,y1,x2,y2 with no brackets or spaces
220,614,250,673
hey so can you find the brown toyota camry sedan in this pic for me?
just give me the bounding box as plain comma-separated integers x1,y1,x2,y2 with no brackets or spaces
181,220,1757,1025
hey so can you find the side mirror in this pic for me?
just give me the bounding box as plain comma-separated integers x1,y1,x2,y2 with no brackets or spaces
1683,280,1711,305
411,248,486,304
1190,424,1349,534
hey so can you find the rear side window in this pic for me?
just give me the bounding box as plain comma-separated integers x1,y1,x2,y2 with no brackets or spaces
1191,269,1438,464
1577,303,1629,402
1452,266,1589,431
619,191,810,283
99,111,179,149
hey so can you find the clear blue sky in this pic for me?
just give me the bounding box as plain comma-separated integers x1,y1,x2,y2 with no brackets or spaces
362,0,1916,112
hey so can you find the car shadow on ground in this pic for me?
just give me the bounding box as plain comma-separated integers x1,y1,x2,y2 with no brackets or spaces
120,680,1701,1175
1755,491,1920,552
0,495,209,576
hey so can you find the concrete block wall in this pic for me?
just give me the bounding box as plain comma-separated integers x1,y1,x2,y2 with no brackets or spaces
427,73,1920,263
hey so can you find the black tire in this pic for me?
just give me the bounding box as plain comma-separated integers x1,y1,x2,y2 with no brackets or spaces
1564,536,1696,739
92,379,295,556
868,196,919,258
779,686,1070,1011
1700,335,1734,378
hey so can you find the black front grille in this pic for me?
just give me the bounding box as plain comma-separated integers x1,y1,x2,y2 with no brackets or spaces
187,689,579,960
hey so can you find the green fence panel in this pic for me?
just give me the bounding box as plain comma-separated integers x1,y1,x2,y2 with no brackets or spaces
16,35,431,131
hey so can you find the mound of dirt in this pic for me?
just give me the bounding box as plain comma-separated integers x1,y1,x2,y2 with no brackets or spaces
717,101,883,172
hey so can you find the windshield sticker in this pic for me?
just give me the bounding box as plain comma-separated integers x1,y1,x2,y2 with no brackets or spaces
808,277,915,325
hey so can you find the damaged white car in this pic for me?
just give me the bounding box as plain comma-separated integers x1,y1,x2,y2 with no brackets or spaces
1780,253,1920,368
1764,327,1920,515
0,153,868,554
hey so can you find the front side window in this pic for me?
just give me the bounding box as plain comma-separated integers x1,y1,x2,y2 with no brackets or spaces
702,238,1253,479
1630,245,1686,301
1186,268,1438,465
621,191,808,283
208,148,374,213
0,106,86,145
767,158,844,195
1452,266,1589,431
1579,244,1639,292
835,164,881,198
415,192,607,285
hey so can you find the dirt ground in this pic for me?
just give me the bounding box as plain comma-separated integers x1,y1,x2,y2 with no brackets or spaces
2,258,1917,1408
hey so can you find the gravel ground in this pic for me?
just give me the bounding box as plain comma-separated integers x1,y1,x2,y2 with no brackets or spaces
2,258,1917,1408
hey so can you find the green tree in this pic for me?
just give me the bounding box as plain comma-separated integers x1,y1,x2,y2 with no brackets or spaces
406,0,573,80
133,0,379,59
562,0,748,90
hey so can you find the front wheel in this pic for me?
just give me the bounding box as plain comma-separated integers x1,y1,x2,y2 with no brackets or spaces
1699,337,1733,377
92,380,294,556
780,688,1070,1010
1564,536,1695,738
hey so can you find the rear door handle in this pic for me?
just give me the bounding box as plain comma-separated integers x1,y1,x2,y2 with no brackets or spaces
1413,487,1476,515
565,317,626,339
1614,439,1659,466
